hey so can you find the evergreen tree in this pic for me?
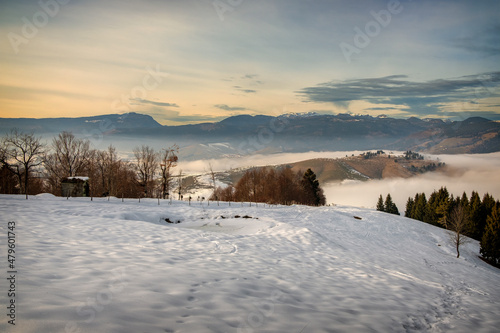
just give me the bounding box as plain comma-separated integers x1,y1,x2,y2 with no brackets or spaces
468,191,483,240
435,194,452,228
426,190,440,224
377,195,385,212
301,169,326,206
384,194,400,215
482,194,496,217
413,193,427,222
409,193,420,219
480,204,500,266
426,187,451,226
460,191,469,208
405,197,414,217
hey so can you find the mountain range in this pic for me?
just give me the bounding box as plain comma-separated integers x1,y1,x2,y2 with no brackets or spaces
1,112,499,158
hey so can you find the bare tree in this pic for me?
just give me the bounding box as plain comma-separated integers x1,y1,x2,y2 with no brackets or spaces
46,131,91,178
89,146,140,198
1,130,45,199
177,169,183,200
208,162,217,200
447,205,470,258
91,145,120,197
133,145,158,197
86,149,98,199
159,145,178,199
41,152,60,194
114,160,141,198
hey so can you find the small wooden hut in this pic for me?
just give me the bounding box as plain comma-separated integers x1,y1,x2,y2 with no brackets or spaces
61,177,89,197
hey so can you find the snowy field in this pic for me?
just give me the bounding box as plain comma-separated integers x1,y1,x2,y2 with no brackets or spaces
0,194,499,333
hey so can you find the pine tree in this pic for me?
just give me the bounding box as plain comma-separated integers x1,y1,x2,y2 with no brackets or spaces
468,191,483,240
480,203,500,266
426,187,451,226
426,190,440,224
384,194,400,215
377,195,385,212
409,193,420,219
482,193,496,220
413,193,427,222
436,195,451,228
301,168,325,206
405,197,414,217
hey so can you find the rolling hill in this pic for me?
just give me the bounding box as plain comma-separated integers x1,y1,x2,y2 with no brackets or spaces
1,194,498,332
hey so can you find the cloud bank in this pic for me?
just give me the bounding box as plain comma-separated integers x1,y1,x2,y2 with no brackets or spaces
324,152,500,210
298,72,500,119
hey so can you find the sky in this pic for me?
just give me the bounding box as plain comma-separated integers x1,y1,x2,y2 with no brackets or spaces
0,0,499,125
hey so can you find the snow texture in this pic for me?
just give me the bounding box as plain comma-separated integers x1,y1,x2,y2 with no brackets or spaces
0,194,498,333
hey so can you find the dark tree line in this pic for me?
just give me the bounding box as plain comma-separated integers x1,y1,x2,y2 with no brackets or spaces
407,163,444,173
404,187,500,265
404,150,424,160
362,150,385,159
211,167,326,206
0,130,179,199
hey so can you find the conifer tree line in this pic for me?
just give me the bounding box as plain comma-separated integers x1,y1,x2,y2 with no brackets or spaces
404,187,500,265
211,167,326,206
0,130,179,199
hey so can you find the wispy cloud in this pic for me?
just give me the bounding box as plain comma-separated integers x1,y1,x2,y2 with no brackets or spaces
214,104,248,111
453,25,500,56
233,85,257,94
130,98,179,108
242,74,258,79
241,89,257,94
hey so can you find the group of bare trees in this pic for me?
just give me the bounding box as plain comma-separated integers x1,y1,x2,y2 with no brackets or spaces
132,144,179,198
211,167,326,206
0,129,179,199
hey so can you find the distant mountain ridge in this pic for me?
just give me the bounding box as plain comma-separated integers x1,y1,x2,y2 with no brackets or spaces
0,112,499,155
0,112,162,135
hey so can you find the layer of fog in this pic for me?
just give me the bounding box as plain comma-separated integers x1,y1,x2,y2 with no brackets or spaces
178,150,377,174
180,151,500,211
326,152,500,210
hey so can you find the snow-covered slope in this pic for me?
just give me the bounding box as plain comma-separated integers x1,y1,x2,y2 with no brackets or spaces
0,195,498,333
